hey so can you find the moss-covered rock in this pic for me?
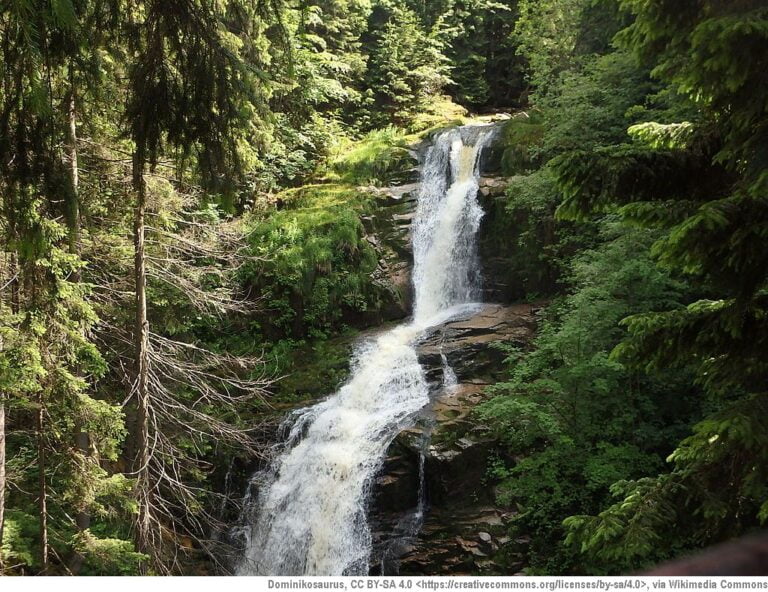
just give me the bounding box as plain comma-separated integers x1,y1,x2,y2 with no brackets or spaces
327,127,420,187
241,182,413,341
497,112,545,176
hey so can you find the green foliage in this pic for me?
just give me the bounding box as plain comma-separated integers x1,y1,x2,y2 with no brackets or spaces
126,0,282,186
513,0,584,95
480,1,768,573
2,0,766,577
2,510,41,570
434,0,526,108
0,308,45,400
548,0,768,572
564,394,768,568
242,184,383,339
498,113,545,176
563,476,681,569
360,0,450,129
627,122,695,151
329,126,414,185
479,225,700,573
485,43,657,303
73,531,148,576
479,26,696,573
537,50,655,160
0,216,128,574
514,0,629,97
269,330,360,405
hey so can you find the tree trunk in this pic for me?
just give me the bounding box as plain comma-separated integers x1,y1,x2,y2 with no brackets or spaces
37,393,48,574
0,250,19,575
66,80,91,575
132,153,151,565
67,83,80,254
0,392,5,574
10,252,18,315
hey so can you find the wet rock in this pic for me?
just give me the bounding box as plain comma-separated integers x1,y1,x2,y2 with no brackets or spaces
358,182,421,322
374,467,419,513
373,439,421,513
367,183,420,207
394,507,519,576
369,302,541,575
417,303,540,381
478,176,510,198
393,168,421,185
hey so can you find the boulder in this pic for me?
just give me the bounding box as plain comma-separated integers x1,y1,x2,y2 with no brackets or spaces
478,176,510,198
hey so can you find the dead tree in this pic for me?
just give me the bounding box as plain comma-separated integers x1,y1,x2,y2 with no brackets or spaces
89,180,276,573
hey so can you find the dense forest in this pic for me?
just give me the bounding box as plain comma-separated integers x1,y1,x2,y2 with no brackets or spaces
0,0,766,577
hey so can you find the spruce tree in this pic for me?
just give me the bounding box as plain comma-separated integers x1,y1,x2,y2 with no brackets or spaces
558,0,768,566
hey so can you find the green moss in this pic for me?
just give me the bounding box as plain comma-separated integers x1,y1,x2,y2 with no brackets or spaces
270,329,360,405
407,95,468,133
327,102,468,187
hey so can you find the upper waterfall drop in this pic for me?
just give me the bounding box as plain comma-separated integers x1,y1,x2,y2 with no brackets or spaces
236,124,497,576
412,126,495,322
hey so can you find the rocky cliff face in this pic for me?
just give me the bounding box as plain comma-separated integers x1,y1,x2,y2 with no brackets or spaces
362,182,420,321
369,303,542,575
364,171,517,318
477,176,522,303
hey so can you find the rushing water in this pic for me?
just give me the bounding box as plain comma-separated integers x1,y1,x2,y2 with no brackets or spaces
236,125,496,576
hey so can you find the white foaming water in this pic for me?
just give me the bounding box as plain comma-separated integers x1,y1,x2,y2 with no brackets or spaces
236,125,496,576
441,353,458,392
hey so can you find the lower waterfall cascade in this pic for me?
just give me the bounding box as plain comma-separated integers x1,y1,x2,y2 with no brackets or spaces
235,124,497,576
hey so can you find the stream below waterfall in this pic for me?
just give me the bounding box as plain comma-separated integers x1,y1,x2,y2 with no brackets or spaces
236,124,497,576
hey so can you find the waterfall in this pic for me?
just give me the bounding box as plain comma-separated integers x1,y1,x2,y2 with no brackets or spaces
236,125,496,576
441,352,458,392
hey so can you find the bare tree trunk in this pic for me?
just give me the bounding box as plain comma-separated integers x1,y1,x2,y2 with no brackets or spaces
132,153,152,566
37,392,48,574
0,391,5,574
0,250,19,575
67,85,79,251
10,252,18,315
66,80,91,575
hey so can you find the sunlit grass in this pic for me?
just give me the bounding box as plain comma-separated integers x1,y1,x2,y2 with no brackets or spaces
325,96,470,186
